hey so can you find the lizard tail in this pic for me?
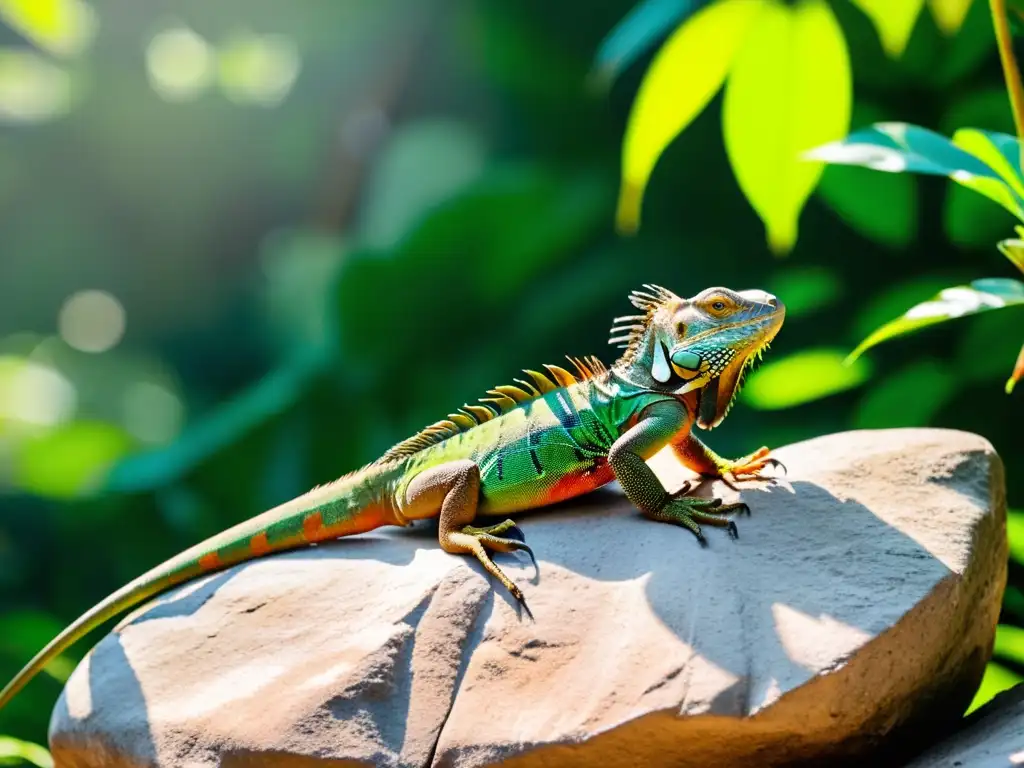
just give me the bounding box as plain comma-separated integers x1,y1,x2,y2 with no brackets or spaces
0,469,400,712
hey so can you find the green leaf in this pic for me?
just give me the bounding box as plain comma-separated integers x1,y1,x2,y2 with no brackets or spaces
0,0,96,58
807,123,1024,220
336,165,608,372
847,278,1024,362
617,0,765,233
997,227,1024,275
0,737,52,768
105,346,327,493
1008,342,1024,393
850,0,927,57
766,267,842,318
358,119,486,250
0,610,74,683
930,0,993,86
15,420,134,499
741,348,872,409
853,360,956,428
851,274,970,341
722,0,852,253
592,0,709,85
928,0,975,35
952,128,1024,205
995,624,1024,667
1009,509,1024,565
953,303,1024,383
1005,585,1024,621
815,95,916,248
944,183,1018,247
817,164,917,247
941,92,1018,246
966,662,1023,714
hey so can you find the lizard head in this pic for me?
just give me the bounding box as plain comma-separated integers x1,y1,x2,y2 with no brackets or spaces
609,284,785,430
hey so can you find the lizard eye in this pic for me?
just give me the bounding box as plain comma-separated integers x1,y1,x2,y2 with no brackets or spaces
712,301,726,311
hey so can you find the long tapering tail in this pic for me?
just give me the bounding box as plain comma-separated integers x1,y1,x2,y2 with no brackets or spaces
0,467,399,711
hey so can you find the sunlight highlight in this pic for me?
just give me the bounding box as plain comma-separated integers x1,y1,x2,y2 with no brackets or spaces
58,290,126,353
122,380,183,445
0,49,73,123
0,356,76,428
217,31,300,107
146,25,214,102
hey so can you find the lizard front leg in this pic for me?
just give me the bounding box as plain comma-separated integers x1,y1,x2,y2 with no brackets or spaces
609,400,748,546
402,460,535,618
672,432,784,490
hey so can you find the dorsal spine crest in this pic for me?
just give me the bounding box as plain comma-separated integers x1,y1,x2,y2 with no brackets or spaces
376,356,609,463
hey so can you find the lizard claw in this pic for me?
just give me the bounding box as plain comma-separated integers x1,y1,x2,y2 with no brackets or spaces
496,524,539,574
726,520,739,539
517,593,535,622
764,457,787,476
511,540,538,573
670,480,696,499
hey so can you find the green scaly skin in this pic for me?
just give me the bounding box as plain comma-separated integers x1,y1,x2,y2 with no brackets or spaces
0,284,784,711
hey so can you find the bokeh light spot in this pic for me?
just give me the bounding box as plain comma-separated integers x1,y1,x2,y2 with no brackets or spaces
217,31,300,107
146,25,214,102
58,290,126,353
0,0,98,58
122,381,184,445
0,49,73,123
0,356,76,428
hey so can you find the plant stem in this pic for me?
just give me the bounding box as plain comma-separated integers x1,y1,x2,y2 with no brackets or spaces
991,0,1024,168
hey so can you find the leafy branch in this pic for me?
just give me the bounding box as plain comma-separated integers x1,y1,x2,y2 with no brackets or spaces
806,0,1024,393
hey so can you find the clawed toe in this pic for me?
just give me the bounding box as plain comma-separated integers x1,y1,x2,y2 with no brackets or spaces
726,521,739,539
511,539,538,572
517,593,535,621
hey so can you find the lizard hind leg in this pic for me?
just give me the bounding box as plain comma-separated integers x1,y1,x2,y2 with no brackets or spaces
402,460,534,619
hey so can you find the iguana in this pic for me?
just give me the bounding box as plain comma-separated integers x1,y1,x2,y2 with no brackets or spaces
0,283,784,711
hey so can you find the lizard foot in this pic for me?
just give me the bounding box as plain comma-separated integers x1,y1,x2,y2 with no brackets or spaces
716,446,785,490
644,497,749,546
670,483,750,517
448,521,536,620
461,520,537,572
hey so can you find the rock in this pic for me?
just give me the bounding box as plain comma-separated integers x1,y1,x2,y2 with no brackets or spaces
48,428,1006,768
904,682,1024,767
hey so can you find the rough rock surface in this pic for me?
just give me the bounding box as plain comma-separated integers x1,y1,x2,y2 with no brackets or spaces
48,428,1006,768
905,682,1024,767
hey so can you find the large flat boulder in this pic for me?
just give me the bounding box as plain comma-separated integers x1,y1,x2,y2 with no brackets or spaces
905,682,1024,767
48,428,1006,767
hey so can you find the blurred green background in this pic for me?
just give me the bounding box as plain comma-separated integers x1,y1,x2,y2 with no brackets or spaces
0,0,1023,756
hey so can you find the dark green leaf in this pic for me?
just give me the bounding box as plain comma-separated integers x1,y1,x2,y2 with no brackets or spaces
1009,508,1024,565
807,122,996,177
848,278,1024,362
0,737,52,768
766,267,842,318
742,349,872,410
104,347,327,493
592,0,709,85
853,360,956,428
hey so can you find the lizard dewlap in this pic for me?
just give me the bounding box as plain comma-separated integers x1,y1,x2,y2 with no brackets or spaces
0,284,784,711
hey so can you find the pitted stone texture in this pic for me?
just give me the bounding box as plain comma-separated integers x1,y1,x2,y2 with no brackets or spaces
48,428,1006,767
